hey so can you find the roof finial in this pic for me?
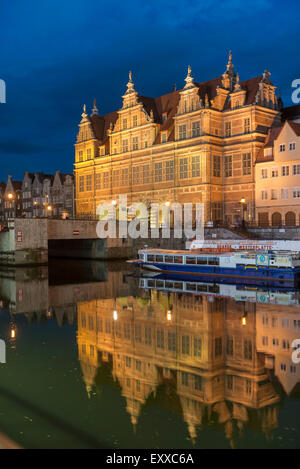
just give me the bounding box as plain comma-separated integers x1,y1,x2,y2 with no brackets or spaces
184,65,195,89
81,104,89,123
91,98,99,116
125,70,135,95
226,50,234,72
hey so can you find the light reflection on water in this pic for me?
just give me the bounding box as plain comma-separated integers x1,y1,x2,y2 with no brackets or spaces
0,259,299,449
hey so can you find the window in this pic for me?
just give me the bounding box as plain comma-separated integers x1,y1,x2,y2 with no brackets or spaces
135,324,142,343
125,356,131,368
103,172,109,188
121,168,129,186
78,150,83,162
244,118,250,134
194,376,202,391
132,115,137,127
112,170,120,187
215,337,222,357
122,139,129,152
95,173,101,190
293,164,300,175
179,158,188,179
282,165,290,176
143,164,150,184
132,136,138,150
225,122,231,137
261,168,268,179
194,337,202,358
227,375,233,390
157,329,164,349
246,380,252,395
261,190,268,200
123,118,127,129
291,365,296,373
293,187,300,198
168,332,176,352
280,363,286,371
226,337,234,356
191,155,200,177
271,189,278,200
182,335,190,355
162,113,167,122
271,168,278,178
181,372,189,386
192,121,200,137
262,336,268,346
281,188,289,200
224,155,232,177
282,340,290,350
86,174,92,191
145,326,152,345
161,132,167,143
243,153,251,175
244,340,252,360
279,144,286,152
166,160,174,181
155,162,163,182
87,148,92,160
179,124,186,140
124,323,131,340
213,155,221,177
289,142,296,151
79,176,84,192
133,166,140,185
136,360,142,372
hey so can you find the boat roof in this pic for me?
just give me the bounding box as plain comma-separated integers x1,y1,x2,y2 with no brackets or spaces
139,248,295,256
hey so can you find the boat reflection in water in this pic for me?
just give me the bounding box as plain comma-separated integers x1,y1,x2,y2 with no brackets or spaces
0,261,300,448
77,270,300,447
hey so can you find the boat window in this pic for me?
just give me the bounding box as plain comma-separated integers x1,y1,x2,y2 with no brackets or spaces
197,257,207,265
165,256,174,263
139,253,144,260
209,285,220,293
148,280,155,287
208,257,220,266
155,255,164,263
165,281,174,289
197,284,208,292
174,282,183,289
147,255,154,262
156,280,164,288
186,256,196,265
187,283,197,291
174,256,183,264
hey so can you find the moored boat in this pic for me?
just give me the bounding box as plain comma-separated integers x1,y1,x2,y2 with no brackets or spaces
129,248,300,287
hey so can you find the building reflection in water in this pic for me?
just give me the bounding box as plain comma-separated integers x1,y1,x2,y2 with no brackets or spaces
77,273,300,446
1,261,299,447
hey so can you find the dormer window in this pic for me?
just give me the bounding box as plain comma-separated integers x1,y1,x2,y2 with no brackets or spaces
264,148,272,157
162,113,167,122
132,115,138,127
161,132,167,143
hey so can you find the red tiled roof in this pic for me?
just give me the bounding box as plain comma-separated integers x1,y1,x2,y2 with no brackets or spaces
88,75,263,143
256,125,282,163
288,120,300,136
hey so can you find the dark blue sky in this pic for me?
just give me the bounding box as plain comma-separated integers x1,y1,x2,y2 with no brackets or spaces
0,0,299,181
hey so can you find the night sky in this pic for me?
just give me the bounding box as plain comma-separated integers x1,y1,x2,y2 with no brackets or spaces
0,0,299,182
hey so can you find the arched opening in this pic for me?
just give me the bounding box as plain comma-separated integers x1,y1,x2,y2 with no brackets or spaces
258,212,269,227
285,211,296,226
271,212,282,227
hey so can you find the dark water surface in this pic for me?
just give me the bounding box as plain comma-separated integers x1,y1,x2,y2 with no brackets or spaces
0,259,299,449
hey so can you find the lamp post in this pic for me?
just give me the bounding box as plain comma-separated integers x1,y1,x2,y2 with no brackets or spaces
240,198,246,228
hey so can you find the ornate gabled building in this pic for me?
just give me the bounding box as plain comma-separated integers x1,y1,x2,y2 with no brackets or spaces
74,53,281,225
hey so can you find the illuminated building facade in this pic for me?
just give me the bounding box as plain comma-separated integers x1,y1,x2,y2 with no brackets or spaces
74,53,281,225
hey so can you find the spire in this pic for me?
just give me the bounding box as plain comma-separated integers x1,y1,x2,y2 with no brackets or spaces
91,98,99,116
184,65,195,89
278,89,284,110
80,104,89,123
226,50,234,73
234,72,242,91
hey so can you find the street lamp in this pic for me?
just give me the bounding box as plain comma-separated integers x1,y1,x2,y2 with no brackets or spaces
240,198,246,228
7,193,13,200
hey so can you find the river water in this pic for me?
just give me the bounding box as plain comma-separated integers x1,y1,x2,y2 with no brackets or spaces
0,259,299,449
